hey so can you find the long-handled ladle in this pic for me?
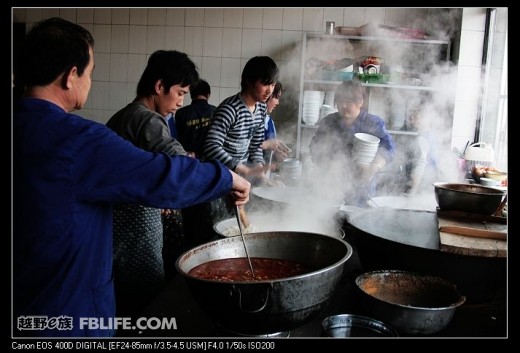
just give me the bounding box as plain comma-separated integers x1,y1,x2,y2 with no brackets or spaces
235,205,255,278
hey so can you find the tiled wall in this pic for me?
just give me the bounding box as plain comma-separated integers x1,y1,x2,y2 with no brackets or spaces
452,8,487,153
13,7,475,151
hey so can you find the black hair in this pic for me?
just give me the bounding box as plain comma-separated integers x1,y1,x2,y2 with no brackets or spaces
334,79,365,105
136,50,199,97
17,17,94,87
267,81,283,101
240,56,279,93
190,79,211,99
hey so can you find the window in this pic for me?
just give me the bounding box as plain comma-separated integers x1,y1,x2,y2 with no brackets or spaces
479,8,507,172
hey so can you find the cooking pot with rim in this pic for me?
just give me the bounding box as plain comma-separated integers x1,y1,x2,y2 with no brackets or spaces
433,182,506,214
355,270,466,335
175,231,353,334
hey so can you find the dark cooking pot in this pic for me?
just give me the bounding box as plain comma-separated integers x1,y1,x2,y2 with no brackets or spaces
433,182,506,214
175,232,353,335
355,270,466,335
345,208,506,304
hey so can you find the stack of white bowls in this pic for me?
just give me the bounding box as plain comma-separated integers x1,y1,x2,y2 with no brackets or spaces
353,133,380,165
279,158,303,185
302,90,322,125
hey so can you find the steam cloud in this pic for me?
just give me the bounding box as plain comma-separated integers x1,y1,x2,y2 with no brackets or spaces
246,10,468,231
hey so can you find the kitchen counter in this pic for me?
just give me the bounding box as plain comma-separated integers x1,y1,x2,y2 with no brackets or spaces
129,264,507,339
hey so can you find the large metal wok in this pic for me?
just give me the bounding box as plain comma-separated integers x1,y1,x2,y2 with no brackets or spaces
433,182,506,214
345,208,507,304
176,232,353,335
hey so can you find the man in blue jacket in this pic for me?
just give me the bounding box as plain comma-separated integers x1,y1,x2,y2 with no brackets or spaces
12,17,250,337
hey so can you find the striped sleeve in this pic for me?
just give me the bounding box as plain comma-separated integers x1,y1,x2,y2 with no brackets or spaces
248,107,267,165
203,94,266,170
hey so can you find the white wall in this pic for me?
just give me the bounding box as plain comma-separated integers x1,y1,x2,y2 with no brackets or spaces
13,7,481,152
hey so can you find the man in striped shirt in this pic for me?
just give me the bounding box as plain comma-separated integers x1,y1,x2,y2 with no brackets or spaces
204,56,279,186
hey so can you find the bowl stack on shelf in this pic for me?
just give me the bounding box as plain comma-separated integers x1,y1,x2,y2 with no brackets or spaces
302,90,322,125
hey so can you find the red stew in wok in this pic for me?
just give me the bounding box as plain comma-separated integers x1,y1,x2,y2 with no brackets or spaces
188,257,311,281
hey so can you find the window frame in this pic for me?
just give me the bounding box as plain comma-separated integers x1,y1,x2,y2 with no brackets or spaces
478,8,508,172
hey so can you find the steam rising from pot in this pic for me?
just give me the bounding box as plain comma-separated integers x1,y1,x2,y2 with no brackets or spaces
265,9,465,226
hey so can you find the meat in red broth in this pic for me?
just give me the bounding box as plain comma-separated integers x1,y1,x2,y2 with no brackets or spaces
188,257,311,281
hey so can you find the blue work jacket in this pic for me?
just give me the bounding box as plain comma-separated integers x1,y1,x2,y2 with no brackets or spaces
13,98,232,337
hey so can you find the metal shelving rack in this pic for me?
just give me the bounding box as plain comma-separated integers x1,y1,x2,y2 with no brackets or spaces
295,32,451,159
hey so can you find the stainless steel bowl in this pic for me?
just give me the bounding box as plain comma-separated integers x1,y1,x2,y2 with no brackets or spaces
322,314,398,337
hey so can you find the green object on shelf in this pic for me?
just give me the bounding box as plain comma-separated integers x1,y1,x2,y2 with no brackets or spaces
357,73,390,84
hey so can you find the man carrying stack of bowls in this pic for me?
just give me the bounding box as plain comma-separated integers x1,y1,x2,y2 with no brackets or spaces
309,80,396,207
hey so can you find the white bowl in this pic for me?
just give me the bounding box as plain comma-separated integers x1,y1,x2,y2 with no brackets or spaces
354,133,380,144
